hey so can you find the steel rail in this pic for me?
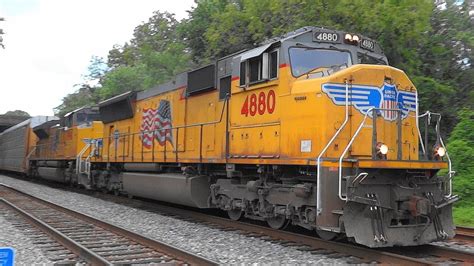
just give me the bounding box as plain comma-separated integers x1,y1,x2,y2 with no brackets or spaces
148,204,474,264
455,226,474,242
1,198,110,265
384,244,474,264
5,178,474,265
98,196,432,265
37,178,473,265
0,184,217,266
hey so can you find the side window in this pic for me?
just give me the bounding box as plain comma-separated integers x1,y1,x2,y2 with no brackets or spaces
249,56,262,83
240,62,246,86
269,50,278,79
240,49,279,87
219,76,231,100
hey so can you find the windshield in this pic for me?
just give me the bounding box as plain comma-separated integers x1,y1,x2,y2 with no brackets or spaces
289,47,352,77
357,52,387,65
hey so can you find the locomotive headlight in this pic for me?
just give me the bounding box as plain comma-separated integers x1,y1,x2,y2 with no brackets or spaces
434,145,446,157
344,33,353,41
379,144,389,155
352,35,360,42
376,142,389,155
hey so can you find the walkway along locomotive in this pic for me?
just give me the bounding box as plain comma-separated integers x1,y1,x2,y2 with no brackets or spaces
2,27,458,248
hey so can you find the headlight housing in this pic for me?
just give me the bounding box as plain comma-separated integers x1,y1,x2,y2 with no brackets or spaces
376,142,388,159
433,145,446,159
344,33,360,45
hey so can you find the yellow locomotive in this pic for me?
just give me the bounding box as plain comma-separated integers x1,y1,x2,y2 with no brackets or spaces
17,27,457,247
31,107,103,184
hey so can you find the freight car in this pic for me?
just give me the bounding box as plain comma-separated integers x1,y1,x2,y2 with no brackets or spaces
0,116,56,173
5,26,457,248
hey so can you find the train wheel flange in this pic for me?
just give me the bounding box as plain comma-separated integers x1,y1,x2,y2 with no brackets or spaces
266,215,290,229
316,229,338,241
227,209,243,221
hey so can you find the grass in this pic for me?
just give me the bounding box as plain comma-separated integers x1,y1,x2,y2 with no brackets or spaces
453,204,474,227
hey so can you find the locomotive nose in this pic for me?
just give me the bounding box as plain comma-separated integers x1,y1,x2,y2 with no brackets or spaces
309,64,419,161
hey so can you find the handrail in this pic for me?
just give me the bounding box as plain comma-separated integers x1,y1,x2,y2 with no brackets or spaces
337,108,402,201
84,142,96,184
24,146,37,171
410,111,454,196
337,107,374,200
76,142,91,175
102,95,229,161
316,80,350,215
433,113,454,196
415,91,426,155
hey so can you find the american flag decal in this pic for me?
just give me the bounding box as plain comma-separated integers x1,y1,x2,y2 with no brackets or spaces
140,99,173,148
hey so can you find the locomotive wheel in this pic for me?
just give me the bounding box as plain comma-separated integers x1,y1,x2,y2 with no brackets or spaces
316,229,338,241
266,215,290,229
227,209,243,221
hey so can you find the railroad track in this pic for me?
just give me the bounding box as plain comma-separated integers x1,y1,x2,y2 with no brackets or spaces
81,189,474,265
0,183,217,265
454,226,474,243
3,177,474,265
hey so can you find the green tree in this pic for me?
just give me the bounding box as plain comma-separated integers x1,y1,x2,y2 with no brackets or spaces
54,85,99,116
102,11,191,99
449,109,474,225
3,110,30,117
416,0,474,135
99,65,147,99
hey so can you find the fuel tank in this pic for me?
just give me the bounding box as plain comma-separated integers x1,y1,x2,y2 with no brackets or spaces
122,172,211,208
37,167,65,182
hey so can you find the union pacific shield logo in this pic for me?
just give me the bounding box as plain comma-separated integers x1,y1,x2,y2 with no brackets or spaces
381,84,398,120
322,82,416,121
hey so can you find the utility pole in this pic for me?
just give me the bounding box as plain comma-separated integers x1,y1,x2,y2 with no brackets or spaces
0,17,4,49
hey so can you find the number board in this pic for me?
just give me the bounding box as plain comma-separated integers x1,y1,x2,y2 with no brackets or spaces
360,39,375,51
313,31,341,43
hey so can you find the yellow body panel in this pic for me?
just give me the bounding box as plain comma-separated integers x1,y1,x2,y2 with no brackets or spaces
33,121,103,160
94,64,438,170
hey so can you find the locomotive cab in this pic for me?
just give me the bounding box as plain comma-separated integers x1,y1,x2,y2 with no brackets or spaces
223,27,456,247
266,27,457,247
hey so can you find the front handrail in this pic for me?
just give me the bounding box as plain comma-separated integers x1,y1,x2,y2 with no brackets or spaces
415,91,426,155
411,111,454,196
316,80,350,215
76,142,91,175
337,107,374,201
433,112,454,196
337,108,404,201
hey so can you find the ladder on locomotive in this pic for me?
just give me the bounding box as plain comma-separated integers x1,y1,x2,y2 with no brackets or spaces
76,139,97,188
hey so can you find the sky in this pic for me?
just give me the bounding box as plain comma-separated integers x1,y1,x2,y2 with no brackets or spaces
0,0,194,116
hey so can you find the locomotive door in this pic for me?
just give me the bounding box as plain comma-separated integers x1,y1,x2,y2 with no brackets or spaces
107,125,115,161
229,87,280,158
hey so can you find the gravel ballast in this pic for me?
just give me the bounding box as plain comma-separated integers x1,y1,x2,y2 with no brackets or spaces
2,175,472,263
0,175,352,264
0,212,53,265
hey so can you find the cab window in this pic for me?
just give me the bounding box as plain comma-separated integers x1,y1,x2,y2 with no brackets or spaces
357,52,387,65
240,49,278,86
289,47,351,77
